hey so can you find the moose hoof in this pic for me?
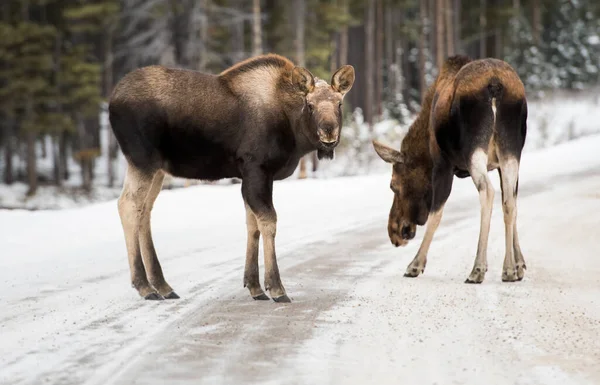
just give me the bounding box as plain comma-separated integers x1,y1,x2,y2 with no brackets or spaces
502,269,519,282
404,266,424,278
253,293,270,301
144,292,165,300
272,294,292,303
465,267,486,284
516,263,526,281
164,291,180,299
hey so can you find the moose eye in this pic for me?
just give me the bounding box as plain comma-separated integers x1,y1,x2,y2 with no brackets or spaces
307,103,315,113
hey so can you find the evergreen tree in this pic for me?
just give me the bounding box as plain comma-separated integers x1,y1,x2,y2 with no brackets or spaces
543,0,600,90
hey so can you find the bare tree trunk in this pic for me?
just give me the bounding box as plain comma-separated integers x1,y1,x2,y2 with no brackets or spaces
52,135,63,187
494,27,502,58
339,27,348,66
365,0,375,130
232,13,245,63
1,2,12,184
436,0,445,70
198,0,209,70
105,27,117,187
385,2,396,104
454,0,461,53
338,0,349,66
4,124,14,184
53,32,64,186
292,0,309,179
60,131,69,181
77,116,92,192
40,137,47,158
419,0,428,103
429,0,436,68
375,0,384,118
252,0,262,56
170,0,192,67
385,3,393,79
293,0,305,67
26,130,37,196
398,9,411,110
445,0,455,56
23,4,37,196
479,0,487,58
531,0,540,44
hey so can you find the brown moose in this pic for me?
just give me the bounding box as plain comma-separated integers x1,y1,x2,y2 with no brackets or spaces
373,55,528,283
109,54,355,302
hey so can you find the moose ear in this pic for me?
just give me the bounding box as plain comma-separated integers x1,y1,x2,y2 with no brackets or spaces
372,140,403,164
331,65,355,95
292,67,315,94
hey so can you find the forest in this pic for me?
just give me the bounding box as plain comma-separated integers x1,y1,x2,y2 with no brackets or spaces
0,0,599,199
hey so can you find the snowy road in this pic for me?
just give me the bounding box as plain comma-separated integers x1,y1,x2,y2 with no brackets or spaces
2,135,600,385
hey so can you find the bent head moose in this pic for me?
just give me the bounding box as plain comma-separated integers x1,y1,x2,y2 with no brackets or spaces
373,55,528,285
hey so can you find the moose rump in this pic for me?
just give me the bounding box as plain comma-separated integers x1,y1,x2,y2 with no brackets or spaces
374,56,528,284
109,54,355,301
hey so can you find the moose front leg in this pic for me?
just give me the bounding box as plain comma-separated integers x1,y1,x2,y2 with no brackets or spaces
405,159,453,278
243,203,269,300
404,207,444,277
241,167,290,303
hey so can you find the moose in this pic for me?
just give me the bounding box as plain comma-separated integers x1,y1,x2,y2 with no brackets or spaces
109,54,355,302
373,55,527,283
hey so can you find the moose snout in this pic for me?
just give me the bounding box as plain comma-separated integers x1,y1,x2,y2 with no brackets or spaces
401,225,416,240
318,122,339,146
319,122,335,134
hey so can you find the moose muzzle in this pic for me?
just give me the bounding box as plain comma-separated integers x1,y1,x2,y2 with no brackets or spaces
318,123,339,148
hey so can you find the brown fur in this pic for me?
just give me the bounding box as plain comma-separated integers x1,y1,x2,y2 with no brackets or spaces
110,53,355,301
373,55,528,283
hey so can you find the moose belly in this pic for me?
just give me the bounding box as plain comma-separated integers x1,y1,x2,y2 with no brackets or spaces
163,155,240,181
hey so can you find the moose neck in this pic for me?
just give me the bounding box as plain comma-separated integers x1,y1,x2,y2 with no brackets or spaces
402,86,437,172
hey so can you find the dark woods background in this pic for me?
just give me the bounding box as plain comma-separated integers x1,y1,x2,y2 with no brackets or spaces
1,0,599,196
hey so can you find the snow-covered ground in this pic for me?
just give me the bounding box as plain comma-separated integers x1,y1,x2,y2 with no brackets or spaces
1,133,600,385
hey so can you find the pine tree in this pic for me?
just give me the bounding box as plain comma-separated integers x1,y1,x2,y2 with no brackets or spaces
0,2,57,195
504,7,557,94
544,0,600,90
62,0,119,191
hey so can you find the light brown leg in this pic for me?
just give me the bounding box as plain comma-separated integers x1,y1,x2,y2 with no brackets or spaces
117,164,161,299
404,206,445,277
513,218,526,280
498,157,520,282
244,204,269,300
138,171,178,298
465,149,495,284
256,213,289,302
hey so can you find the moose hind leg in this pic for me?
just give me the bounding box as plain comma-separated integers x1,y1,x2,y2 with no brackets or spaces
498,157,520,282
118,164,161,300
465,149,495,284
139,170,178,299
244,203,269,300
513,218,526,280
